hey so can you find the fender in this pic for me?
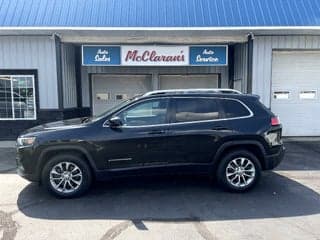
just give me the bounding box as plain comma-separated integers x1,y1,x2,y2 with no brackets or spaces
37,144,98,175
213,140,267,166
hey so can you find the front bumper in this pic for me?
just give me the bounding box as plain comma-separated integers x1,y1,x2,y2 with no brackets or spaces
264,145,285,170
16,147,40,182
17,167,39,182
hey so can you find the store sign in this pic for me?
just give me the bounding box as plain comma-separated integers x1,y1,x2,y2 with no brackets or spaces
82,46,120,65
189,46,228,66
121,46,189,66
82,45,228,66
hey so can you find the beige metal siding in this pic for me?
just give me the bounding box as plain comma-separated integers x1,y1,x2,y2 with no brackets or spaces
252,35,320,107
61,44,77,108
0,36,58,109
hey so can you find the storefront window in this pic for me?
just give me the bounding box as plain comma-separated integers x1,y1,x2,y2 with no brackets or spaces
0,75,36,120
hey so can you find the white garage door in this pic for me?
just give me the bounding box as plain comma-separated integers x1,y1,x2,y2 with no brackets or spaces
271,51,320,136
92,75,152,116
159,75,219,90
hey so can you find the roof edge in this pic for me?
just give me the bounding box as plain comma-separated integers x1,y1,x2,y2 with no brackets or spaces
0,26,320,31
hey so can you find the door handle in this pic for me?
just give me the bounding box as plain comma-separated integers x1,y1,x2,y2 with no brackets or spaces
212,126,229,131
148,130,166,135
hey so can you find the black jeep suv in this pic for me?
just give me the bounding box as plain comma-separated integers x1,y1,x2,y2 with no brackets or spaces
16,89,285,198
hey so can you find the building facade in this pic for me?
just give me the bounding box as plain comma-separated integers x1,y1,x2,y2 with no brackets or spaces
0,0,320,138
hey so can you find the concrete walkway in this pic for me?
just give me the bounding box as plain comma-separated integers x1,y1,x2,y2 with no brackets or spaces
0,141,320,240
0,141,16,148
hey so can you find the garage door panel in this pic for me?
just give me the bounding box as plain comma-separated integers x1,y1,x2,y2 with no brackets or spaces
92,75,152,116
159,75,219,90
271,51,320,136
273,104,320,136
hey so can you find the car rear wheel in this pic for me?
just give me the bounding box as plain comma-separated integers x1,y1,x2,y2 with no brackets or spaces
216,150,261,192
41,154,92,198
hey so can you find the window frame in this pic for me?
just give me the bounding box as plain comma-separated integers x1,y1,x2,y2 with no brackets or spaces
170,97,253,124
0,74,37,120
299,90,317,100
273,90,291,100
103,96,254,128
219,98,253,119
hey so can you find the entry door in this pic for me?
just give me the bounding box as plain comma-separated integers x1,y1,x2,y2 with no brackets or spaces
92,75,152,116
159,74,219,90
271,51,320,136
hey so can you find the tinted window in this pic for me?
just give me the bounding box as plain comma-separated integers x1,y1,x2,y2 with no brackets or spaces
221,99,250,118
117,99,168,126
174,98,220,123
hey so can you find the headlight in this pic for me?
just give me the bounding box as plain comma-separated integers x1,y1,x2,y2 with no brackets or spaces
17,137,36,147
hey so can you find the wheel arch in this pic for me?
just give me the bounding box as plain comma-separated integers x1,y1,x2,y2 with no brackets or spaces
213,140,267,170
36,145,97,181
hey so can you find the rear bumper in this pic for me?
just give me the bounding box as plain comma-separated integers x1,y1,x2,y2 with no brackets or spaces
264,145,285,170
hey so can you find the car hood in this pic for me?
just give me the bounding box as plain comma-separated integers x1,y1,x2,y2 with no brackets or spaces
22,117,89,135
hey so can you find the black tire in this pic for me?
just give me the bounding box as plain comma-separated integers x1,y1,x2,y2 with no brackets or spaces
216,150,261,192
41,154,92,198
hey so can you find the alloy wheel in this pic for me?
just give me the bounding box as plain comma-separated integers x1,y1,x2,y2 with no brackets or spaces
49,162,83,193
225,157,256,188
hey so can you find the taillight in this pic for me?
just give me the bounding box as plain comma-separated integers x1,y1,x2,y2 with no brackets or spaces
271,116,280,126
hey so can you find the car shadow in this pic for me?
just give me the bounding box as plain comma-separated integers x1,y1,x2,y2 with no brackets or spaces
17,171,320,222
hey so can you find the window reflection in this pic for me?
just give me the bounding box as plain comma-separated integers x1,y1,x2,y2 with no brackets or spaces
0,75,36,120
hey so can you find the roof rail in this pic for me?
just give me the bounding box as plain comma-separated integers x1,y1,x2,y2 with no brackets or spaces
143,88,242,96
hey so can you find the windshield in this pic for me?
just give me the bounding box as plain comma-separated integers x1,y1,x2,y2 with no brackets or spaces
87,97,137,123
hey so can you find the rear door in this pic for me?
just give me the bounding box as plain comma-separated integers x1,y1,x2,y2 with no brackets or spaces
165,97,226,165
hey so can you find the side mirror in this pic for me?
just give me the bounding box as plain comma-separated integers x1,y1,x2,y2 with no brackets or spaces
108,116,123,128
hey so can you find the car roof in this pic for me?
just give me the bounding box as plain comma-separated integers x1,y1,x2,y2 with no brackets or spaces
143,88,242,96
138,89,259,100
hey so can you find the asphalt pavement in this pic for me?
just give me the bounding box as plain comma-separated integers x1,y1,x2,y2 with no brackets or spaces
0,141,319,240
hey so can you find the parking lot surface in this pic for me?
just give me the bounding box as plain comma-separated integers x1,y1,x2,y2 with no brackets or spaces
0,141,319,240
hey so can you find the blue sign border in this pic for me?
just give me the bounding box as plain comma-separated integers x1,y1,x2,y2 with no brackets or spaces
189,45,228,66
82,45,121,66
82,45,228,66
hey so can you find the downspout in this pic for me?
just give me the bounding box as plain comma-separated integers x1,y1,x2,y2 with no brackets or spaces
246,32,254,93
53,33,64,112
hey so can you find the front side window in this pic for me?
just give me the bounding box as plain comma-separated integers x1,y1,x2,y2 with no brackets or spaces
0,75,36,120
116,99,168,126
173,98,220,123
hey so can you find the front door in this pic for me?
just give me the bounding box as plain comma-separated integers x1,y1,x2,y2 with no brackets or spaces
102,98,170,169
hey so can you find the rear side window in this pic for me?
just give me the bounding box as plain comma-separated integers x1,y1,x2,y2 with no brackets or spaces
220,99,251,118
173,98,220,123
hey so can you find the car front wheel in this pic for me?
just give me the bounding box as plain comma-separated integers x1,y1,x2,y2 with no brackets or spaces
41,154,92,198
216,150,261,192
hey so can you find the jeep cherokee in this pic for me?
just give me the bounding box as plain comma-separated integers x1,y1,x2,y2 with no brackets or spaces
16,89,285,198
